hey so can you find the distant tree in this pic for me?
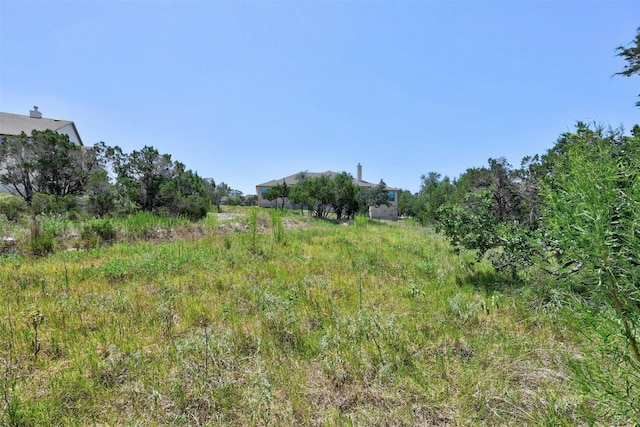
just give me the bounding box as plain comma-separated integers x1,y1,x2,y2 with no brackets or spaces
205,179,230,212
437,189,500,260
356,180,389,214
244,195,258,206
226,189,245,206
397,190,418,217
158,163,210,219
0,130,107,204
108,145,174,212
265,181,290,210
615,27,640,107
416,172,454,224
85,169,118,217
264,186,280,208
307,175,335,218
289,179,314,215
331,172,359,220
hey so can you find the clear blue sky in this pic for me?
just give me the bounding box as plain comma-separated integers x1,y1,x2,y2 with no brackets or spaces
1,1,638,195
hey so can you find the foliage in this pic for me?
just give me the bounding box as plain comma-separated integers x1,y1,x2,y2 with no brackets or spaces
437,189,500,259
0,194,26,222
108,145,175,212
81,218,117,248
539,124,640,413
615,26,640,107
158,165,210,220
84,170,118,217
331,172,359,220
415,172,454,224
205,179,230,212
290,175,335,218
264,182,290,210
356,180,390,214
397,189,418,218
108,146,211,219
0,211,622,425
0,130,107,203
30,193,81,218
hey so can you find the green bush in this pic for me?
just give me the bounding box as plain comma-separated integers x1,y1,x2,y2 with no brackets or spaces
81,219,117,248
0,194,26,222
29,218,55,256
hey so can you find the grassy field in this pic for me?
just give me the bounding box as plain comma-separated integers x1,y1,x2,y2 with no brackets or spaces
0,209,627,425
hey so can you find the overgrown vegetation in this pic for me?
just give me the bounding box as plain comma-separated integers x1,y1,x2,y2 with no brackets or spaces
0,209,629,425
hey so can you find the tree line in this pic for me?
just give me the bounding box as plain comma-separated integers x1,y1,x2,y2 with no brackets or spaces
263,172,391,220
0,132,244,220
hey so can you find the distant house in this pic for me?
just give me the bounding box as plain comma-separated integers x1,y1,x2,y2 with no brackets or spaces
256,163,399,220
0,107,84,146
0,107,84,193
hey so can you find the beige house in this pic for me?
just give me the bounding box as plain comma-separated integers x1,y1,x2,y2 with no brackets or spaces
0,107,84,146
0,107,84,193
256,163,399,220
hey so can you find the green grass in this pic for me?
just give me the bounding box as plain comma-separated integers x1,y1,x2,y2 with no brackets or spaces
0,208,628,425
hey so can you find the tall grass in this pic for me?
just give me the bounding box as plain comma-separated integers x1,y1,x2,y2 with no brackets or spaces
0,210,626,425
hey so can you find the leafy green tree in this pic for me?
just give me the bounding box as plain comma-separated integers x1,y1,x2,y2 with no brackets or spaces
539,123,640,414
204,179,230,212
289,179,314,215
158,163,210,219
331,172,359,220
0,194,26,222
397,190,418,217
356,180,389,214
416,172,454,224
307,175,336,218
437,189,499,259
265,181,290,210
85,169,118,217
0,130,107,203
264,186,281,208
109,145,174,212
615,27,640,107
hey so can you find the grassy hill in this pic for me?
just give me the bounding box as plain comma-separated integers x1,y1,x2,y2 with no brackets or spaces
0,209,626,425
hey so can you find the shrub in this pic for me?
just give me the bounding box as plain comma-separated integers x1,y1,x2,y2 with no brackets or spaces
81,219,117,248
0,194,26,222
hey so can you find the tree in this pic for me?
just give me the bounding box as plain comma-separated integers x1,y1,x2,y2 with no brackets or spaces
264,181,290,210
397,190,418,218
264,186,281,208
331,172,359,220
538,124,640,414
158,163,210,219
416,172,454,224
205,179,230,212
356,180,389,214
307,175,335,218
0,130,107,203
289,179,314,215
85,169,118,217
109,145,174,212
615,27,640,107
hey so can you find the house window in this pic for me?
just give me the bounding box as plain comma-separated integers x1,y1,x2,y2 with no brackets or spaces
388,191,395,202
261,188,268,197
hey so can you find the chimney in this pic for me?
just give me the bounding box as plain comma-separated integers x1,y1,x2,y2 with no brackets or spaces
30,106,42,119
357,163,362,182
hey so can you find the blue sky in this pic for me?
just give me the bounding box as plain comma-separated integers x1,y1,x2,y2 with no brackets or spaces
1,1,638,195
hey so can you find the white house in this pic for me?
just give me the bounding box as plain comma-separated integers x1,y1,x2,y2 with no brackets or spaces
0,107,84,193
0,107,84,146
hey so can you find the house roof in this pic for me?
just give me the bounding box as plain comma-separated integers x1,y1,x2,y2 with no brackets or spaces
0,112,84,146
257,171,398,191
